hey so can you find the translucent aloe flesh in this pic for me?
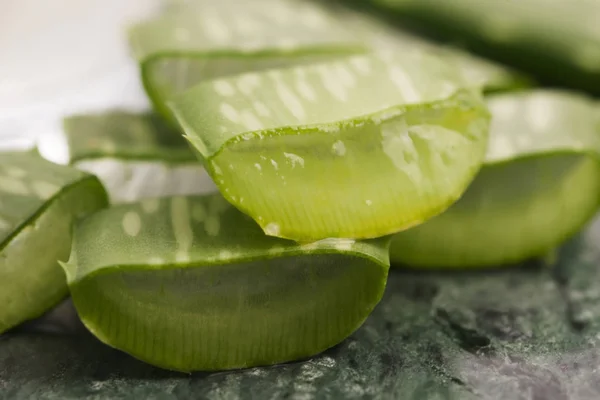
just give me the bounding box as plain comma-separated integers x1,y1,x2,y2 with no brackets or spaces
371,0,600,94
128,0,367,122
0,152,108,333
170,52,490,241
62,193,390,372
38,112,216,203
391,90,600,268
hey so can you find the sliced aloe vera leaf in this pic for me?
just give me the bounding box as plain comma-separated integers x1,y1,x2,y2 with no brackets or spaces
36,111,216,203
170,51,490,241
61,111,195,164
0,152,108,333
370,0,600,94
336,2,532,93
62,193,390,372
128,0,367,123
390,90,600,268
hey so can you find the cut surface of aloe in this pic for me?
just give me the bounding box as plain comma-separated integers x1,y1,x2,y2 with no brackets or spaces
371,0,600,94
391,90,600,268
62,193,390,372
170,52,490,241
36,112,216,203
0,152,108,333
128,0,367,122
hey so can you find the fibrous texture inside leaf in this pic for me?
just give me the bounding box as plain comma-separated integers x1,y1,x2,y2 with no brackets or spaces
170,51,490,241
0,153,108,333
62,193,389,372
128,0,367,122
391,90,600,268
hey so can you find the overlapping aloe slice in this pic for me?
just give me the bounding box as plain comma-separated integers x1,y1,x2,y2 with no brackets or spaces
391,90,600,268
371,0,600,94
62,193,389,371
339,4,531,93
0,152,108,333
170,51,490,241
37,112,216,203
128,0,367,122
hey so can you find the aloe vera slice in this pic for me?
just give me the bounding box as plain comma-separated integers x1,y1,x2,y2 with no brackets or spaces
338,4,531,93
62,193,389,372
128,0,367,122
37,112,216,203
371,0,600,94
169,51,490,241
0,152,108,333
391,90,600,268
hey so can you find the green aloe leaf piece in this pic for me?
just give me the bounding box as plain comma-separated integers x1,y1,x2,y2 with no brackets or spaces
0,152,108,333
128,0,368,122
62,193,390,372
391,90,600,268
371,0,600,94
169,51,491,241
337,3,532,94
62,112,194,164
37,112,216,203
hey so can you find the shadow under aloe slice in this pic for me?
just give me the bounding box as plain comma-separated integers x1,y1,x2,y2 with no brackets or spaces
0,152,108,334
169,51,490,241
62,193,390,372
128,0,367,123
391,90,600,268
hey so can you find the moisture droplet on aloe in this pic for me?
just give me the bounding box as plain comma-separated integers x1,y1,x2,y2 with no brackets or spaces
169,51,490,241
128,0,367,122
62,193,390,372
0,152,108,334
36,111,216,203
391,90,600,268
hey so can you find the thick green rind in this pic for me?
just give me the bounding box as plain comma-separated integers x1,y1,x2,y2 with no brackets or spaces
335,2,532,93
170,52,490,241
128,1,368,122
62,194,389,372
56,112,215,204
62,112,195,164
0,153,108,333
390,90,600,268
370,0,600,94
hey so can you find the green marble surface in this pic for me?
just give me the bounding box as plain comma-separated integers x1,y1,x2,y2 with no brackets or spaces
2,215,600,399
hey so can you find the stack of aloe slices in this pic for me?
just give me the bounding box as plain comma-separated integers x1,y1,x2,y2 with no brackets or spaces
3,0,600,374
